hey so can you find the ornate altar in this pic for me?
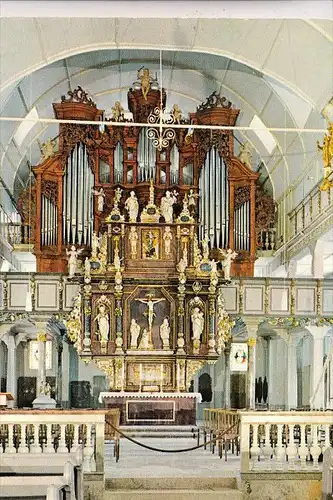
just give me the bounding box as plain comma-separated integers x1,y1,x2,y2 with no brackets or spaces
17,69,276,412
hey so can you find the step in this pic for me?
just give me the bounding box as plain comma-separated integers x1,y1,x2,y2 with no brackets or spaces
104,489,243,500
105,477,238,490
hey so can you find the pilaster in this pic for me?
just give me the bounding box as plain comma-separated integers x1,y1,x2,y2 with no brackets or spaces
307,324,329,409
244,318,259,410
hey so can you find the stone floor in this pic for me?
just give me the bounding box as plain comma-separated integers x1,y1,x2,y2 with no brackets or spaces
104,437,241,478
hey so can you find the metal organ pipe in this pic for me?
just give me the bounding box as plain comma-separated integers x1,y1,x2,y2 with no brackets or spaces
63,142,94,246
234,200,250,251
41,196,57,247
138,129,156,182
199,147,229,249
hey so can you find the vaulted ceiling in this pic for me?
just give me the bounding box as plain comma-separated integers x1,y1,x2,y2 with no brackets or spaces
0,17,332,208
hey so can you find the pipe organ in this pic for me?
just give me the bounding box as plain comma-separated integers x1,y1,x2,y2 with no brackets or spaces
18,74,276,276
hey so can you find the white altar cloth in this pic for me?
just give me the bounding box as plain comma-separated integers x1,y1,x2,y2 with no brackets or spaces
99,391,202,403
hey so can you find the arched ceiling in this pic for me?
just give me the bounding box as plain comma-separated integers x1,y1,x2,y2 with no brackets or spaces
0,17,332,207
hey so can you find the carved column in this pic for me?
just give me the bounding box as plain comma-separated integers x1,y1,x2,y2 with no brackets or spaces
82,284,92,354
244,318,259,410
176,287,186,354
114,291,124,353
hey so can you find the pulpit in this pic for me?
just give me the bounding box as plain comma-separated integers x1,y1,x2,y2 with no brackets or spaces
0,392,14,407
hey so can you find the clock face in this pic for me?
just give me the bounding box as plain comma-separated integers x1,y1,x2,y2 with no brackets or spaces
29,341,52,370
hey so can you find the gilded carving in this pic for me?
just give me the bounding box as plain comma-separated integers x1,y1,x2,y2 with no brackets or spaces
186,360,205,385
61,86,96,107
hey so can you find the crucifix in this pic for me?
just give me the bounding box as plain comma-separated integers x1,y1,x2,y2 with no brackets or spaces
135,294,165,333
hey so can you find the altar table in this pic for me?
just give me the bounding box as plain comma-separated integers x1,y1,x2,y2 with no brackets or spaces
99,392,202,425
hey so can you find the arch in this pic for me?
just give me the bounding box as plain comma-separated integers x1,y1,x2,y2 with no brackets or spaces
198,372,212,403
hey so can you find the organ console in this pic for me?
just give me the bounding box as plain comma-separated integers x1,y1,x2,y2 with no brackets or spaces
18,70,275,276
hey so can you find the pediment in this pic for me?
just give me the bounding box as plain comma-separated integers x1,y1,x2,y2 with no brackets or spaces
229,157,259,181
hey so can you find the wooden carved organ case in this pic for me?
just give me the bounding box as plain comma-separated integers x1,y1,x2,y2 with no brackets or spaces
17,73,277,392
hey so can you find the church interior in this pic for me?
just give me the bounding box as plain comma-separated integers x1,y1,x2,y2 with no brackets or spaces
0,2,332,500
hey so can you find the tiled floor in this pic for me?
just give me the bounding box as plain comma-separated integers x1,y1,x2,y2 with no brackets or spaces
104,437,240,478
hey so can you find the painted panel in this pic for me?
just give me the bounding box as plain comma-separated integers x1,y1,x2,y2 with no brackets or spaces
8,281,29,309
35,281,59,310
270,287,289,313
295,287,316,314
244,286,264,314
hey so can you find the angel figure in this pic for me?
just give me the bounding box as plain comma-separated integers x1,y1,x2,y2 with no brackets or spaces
172,104,182,124
111,101,124,122
114,187,123,207
219,248,238,280
238,141,252,169
92,187,105,212
39,138,57,162
137,67,151,101
66,245,83,278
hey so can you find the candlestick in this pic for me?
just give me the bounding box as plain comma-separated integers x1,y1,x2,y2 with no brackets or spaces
160,364,163,393
139,363,142,392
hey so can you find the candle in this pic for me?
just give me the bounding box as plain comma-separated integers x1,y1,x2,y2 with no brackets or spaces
160,364,164,393
139,363,142,392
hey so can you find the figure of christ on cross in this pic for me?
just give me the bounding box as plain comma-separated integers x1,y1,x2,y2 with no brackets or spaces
135,294,166,346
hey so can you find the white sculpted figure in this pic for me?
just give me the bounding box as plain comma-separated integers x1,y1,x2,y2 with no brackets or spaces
114,187,123,207
135,295,166,332
113,245,122,271
160,318,170,350
128,226,138,257
93,187,105,212
139,328,150,350
220,248,238,280
201,237,210,260
238,141,252,169
188,189,199,209
130,319,141,349
191,307,204,341
163,226,173,256
125,191,139,222
94,304,109,342
66,245,83,278
160,190,178,223
91,231,100,258
84,257,91,280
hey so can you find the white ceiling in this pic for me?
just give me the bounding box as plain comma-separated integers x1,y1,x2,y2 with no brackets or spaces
0,15,332,206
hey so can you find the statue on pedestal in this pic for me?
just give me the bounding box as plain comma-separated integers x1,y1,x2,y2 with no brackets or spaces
128,226,138,257
66,245,83,278
125,191,139,222
111,101,124,122
94,304,109,343
91,231,100,259
160,318,171,350
191,307,204,341
113,244,122,271
137,67,151,101
163,226,173,256
130,319,141,349
201,237,210,260
219,248,237,280
160,190,178,223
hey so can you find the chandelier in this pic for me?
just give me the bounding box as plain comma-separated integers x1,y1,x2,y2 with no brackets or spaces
146,50,176,151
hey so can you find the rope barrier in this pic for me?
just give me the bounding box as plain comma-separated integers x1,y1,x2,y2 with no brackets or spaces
105,418,240,454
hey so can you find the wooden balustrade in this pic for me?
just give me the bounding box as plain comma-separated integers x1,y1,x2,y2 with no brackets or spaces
0,409,107,473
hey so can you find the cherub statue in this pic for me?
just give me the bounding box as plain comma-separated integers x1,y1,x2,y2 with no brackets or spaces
39,138,57,162
188,189,199,210
111,101,124,122
238,141,252,169
172,104,182,124
66,245,83,278
317,124,333,180
114,187,123,207
219,248,238,280
137,67,151,101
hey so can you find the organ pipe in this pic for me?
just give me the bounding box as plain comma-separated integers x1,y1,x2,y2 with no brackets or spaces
234,200,250,251
62,142,94,246
199,147,229,249
41,195,57,246
138,128,156,182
